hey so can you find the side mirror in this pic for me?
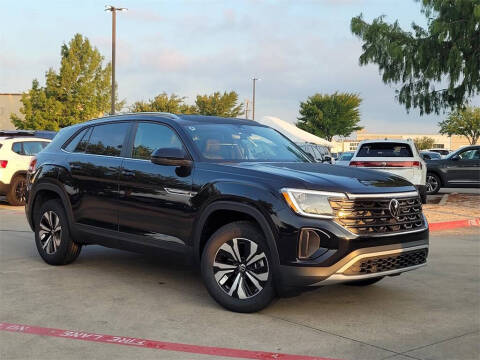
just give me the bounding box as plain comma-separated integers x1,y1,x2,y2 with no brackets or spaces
323,155,332,164
451,155,460,161
151,148,192,167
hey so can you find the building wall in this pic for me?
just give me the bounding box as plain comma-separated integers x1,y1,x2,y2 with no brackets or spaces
0,94,22,130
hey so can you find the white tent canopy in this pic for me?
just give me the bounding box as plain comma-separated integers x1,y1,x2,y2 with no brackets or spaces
256,116,334,148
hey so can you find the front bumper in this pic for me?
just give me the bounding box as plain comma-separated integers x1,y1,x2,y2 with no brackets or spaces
279,238,429,287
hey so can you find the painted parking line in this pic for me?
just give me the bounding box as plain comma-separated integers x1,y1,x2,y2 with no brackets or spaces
0,322,340,360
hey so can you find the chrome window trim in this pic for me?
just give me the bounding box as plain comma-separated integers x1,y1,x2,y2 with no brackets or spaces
346,191,419,199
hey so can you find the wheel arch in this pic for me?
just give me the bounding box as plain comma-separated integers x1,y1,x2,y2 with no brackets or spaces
29,183,74,232
193,201,280,271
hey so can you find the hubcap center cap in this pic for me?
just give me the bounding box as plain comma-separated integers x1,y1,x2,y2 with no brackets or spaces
238,263,246,273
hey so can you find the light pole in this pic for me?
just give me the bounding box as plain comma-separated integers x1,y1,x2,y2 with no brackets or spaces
252,77,259,120
105,5,127,115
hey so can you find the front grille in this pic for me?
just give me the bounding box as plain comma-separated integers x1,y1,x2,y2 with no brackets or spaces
344,248,428,275
329,196,425,235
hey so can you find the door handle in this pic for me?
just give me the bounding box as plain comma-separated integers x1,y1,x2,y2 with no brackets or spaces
122,169,136,177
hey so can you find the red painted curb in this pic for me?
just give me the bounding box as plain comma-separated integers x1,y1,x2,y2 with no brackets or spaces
429,217,480,232
0,322,340,360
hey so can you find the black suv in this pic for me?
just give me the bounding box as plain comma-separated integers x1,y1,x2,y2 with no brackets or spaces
25,113,429,312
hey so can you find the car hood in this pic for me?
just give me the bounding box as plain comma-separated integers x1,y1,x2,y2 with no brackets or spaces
200,162,416,194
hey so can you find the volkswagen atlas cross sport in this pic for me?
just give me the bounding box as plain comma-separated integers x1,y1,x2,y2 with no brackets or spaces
25,113,429,312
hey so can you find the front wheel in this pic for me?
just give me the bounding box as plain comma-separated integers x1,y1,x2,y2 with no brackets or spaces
201,221,275,313
426,173,441,195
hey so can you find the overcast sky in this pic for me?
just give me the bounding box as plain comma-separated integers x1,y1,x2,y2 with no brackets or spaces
2,0,479,133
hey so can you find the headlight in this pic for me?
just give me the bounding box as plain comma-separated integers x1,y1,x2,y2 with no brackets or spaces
281,188,346,218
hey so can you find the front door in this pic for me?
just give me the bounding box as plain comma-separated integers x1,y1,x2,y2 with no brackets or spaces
118,121,194,250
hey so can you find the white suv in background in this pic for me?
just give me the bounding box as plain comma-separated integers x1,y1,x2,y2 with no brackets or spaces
349,139,427,203
0,137,51,205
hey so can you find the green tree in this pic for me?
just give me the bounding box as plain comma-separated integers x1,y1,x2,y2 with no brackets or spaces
414,136,435,150
351,0,480,115
297,92,363,141
11,34,122,130
130,93,196,114
195,91,244,117
439,107,480,145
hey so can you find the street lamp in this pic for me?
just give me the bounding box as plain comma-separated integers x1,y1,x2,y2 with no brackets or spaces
252,77,259,121
105,5,127,115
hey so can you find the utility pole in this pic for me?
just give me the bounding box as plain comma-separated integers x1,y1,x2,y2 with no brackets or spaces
245,99,250,119
105,5,127,115
252,77,259,120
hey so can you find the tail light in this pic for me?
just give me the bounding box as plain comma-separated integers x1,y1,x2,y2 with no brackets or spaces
350,161,421,168
0,160,7,168
28,158,37,172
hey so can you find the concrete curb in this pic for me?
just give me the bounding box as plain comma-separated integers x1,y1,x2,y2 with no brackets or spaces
429,217,480,232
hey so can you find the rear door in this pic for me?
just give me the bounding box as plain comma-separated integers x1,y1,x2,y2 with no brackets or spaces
350,142,421,184
66,122,131,231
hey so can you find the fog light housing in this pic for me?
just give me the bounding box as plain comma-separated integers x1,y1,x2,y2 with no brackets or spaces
298,228,321,259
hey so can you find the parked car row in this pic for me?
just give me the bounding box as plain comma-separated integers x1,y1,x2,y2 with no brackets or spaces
332,142,479,196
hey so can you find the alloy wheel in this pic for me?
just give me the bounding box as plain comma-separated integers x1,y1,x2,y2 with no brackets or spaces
213,238,269,299
426,175,439,193
38,211,62,255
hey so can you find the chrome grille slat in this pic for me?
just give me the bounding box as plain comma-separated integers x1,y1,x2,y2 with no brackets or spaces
330,195,426,235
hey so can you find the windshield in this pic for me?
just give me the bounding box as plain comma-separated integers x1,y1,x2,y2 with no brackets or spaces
339,152,354,161
183,124,311,162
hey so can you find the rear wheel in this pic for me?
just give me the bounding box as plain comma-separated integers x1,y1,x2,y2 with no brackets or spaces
6,175,27,206
34,199,81,265
201,221,275,313
426,173,441,195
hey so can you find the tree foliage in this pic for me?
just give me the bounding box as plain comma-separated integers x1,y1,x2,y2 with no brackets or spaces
11,34,123,130
297,92,363,141
413,136,435,150
131,91,244,117
130,93,196,114
195,91,244,117
439,106,480,145
351,0,480,115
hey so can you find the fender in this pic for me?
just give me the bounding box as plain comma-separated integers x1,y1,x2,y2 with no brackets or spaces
193,200,281,271
426,169,445,186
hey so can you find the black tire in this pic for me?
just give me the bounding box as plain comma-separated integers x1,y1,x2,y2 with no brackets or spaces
6,175,27,206
345,276,384,286
34,199,81,265
426,173,441,195
201,221,275,313
419,187,427,204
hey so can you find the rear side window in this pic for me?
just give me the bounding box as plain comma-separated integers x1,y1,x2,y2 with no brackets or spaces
86,123,129,157
64,128,89,153
357,143,413,157
12,142,22,154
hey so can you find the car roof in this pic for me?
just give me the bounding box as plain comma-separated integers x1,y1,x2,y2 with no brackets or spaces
358,139,414,144
79,112,266,127
0,136,52,142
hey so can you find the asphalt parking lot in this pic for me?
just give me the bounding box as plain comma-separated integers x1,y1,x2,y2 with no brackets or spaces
0,202,479,360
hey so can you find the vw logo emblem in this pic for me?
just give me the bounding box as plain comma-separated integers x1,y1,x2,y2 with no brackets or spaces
389,199,400,218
